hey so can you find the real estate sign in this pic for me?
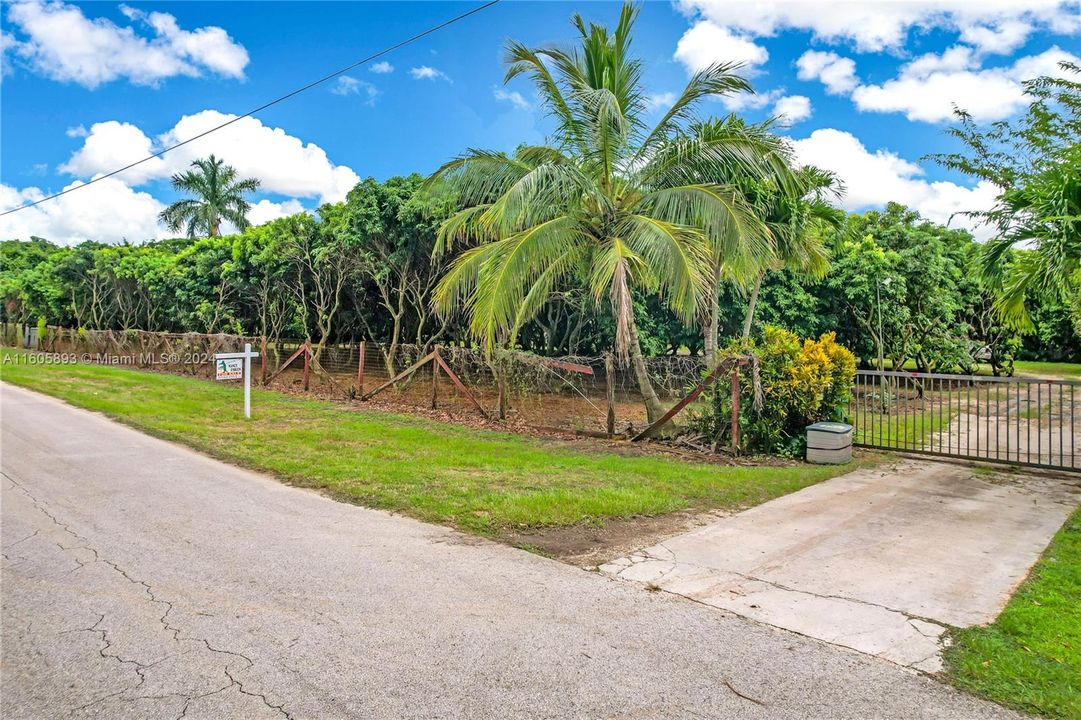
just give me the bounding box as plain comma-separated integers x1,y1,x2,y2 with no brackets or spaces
216,357,243,381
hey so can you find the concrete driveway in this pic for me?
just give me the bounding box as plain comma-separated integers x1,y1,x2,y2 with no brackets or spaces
0,383,1024,719
602,459,1079,672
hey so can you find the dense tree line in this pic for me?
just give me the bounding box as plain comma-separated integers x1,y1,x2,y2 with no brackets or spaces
3,4,1078,385
3,195,1076,371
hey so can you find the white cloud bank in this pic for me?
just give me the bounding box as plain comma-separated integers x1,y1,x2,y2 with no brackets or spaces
3,0,249,88
791,128,999,239
675,1,1081,123
675,1,1081,55
797,45,1081,123
1,110,358,244
0,178,167,244
60,111,360,205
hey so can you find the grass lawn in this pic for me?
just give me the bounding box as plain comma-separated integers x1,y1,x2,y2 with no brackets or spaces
944,506,1080,719
0,348,866,536
1013,361,1081,380
879,358,1081,380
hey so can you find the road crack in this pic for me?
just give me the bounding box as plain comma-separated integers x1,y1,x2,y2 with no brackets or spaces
2,470,291,719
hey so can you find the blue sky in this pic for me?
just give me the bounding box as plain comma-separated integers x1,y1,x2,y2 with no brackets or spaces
2,0,1080,243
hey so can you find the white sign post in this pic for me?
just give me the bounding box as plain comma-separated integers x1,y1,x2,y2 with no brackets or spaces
214,343,261,418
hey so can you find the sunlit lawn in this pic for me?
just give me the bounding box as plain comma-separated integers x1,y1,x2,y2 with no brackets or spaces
0,348,868,535
879,358,1081,380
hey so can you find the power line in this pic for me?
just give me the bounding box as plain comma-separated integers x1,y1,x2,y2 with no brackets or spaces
1,0,501,218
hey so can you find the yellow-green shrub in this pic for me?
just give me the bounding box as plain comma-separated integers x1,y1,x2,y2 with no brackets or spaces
691,326,856,456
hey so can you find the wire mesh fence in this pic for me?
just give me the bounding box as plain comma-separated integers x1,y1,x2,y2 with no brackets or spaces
33,327,706,437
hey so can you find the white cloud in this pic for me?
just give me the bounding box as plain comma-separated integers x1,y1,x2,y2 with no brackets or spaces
409,65,448,81
645,92,677,112
795,51,858,95
493,87,530,111
850,45,1081,122
0,177,166,244
60,120,165,185
61,110,360,205
65,124,88,138
772,95,812,124
238,198,306,228
675,1,1081,55
369,61,393,74
331,75,378,105
674,21,768,74
790,128,999,239
718,88,781,112
3,0,248,88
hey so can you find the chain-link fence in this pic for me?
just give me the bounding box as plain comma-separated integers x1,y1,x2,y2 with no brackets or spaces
33,327,706,437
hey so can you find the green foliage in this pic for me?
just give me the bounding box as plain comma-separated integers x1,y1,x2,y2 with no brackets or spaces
691,327,856,455
933,63,1081,335
428,2,788,420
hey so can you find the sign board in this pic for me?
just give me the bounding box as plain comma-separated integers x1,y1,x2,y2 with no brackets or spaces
216,357,243,381
214,343,260,418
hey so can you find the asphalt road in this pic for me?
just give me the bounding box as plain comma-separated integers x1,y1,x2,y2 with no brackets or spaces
0,383,1020,719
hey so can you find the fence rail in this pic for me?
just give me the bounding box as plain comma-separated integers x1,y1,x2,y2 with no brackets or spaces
852,370,1079,472
28,326,706,438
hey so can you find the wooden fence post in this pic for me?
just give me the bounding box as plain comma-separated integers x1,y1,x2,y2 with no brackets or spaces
605,353,616,437
302,342,311,392
731,368,741,455
260,336,268,385
497,362,508,421
357,341,366,396
430,346,440,409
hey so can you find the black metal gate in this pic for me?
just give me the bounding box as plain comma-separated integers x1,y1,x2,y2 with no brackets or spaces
852,370,1079,472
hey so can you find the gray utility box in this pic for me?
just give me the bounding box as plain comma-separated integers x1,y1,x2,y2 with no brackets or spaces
806,421,853,464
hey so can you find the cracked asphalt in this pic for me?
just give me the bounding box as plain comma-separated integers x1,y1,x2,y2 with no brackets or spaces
1,383,1023,719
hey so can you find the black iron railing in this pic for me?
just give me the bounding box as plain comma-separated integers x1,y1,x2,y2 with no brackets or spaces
852,370,1079,472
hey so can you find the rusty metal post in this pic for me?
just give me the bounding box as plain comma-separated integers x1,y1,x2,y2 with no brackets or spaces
356,341,366,396
430,346,440,409
302,342,311,392
731,368,741,454
605,353,616,437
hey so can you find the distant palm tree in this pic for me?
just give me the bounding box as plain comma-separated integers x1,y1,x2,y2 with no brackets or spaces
740,165,846,340
428,4,783,422
159,155,260,238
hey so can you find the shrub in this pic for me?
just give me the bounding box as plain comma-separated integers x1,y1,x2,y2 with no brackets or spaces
690,326,856,456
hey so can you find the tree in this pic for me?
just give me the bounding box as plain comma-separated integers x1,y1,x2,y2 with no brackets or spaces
739,165,843,341
159,155,260,238
279,209,361,362
343,175,454,373
428,3,776,422
933,63,1081,334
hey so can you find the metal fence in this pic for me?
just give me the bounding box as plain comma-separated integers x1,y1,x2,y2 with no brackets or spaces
36,327,706,438
852,370,1079,472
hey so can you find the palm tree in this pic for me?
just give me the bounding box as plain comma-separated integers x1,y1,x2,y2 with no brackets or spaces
685,116,793,356
159,155,260,238
740,166,845,340
428,3,782,422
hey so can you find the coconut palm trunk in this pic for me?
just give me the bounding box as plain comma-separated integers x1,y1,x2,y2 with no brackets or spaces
626,308,666,422
427,3,781,423
741,270,765,340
